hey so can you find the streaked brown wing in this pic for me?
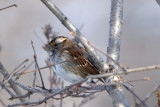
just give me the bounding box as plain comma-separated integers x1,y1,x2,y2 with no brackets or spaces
64,45,100,76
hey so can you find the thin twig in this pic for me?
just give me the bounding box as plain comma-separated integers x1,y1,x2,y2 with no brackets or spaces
88,41,127,71
124,85,149,107
6,79,87,107
5,75,151,106
15,57,87,76
0,82,15,97
88,65,160,79
132,89,139,107
12,59,29,73
9,92,32,100
60,81,64,107
31,40,45,89
2,65,26,85
0,4,18,11
13,77,148,94
0,62,26,102
14,61,67,76
32,68,37,87
143,81,160,104
15,60,34,80
34,31,46,45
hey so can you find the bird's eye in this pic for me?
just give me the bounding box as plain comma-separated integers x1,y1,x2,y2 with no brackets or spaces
54,44,58,47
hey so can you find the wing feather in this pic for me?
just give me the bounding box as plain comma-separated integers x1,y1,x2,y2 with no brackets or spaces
63,44,100,75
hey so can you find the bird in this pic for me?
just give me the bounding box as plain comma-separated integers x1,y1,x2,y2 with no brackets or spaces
47,36,103,83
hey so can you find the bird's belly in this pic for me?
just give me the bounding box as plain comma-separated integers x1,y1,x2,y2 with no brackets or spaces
50,51,85,83
53,64,84,83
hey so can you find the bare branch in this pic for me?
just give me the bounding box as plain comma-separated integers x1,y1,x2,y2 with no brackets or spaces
106,0,129,107
9,92,32,100
2,59,28,85
6,79,87,107
88,65,160,79
156,0,160,6
0,82,15,97
0,62,26,102
5,74,150,107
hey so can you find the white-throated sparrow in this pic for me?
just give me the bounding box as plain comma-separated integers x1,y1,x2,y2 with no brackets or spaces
47,36,102,83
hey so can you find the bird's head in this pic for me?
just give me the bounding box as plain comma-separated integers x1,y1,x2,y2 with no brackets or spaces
47,36,67,51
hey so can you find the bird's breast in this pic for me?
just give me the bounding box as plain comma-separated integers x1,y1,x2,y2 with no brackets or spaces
50,51,84,83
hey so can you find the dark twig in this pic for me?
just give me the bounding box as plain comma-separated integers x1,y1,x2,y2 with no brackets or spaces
0,4,18,11
31,40,45,89
124,85,149,107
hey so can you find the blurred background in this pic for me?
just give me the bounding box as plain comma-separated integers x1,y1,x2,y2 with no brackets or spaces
0,0,160,106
